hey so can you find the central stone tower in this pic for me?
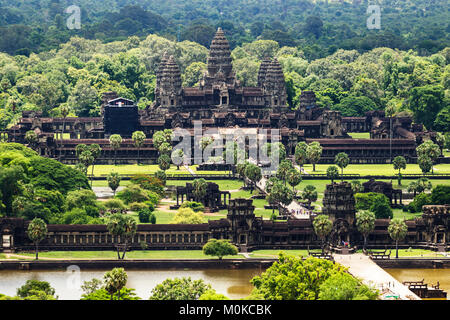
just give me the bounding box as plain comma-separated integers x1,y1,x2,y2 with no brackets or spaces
204,27,236,88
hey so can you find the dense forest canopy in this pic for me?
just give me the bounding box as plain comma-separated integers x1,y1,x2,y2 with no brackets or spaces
0,0,448,58
0,0,448,133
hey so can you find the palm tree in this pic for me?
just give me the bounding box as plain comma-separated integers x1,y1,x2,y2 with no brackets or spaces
27,218,48,260
312,214,333,254
103,268,128,300
356,210,376,251
88,144,102,186
109,134,122,165
107,172,121,196
335,152,350,181
132,131,146,165
388,218,408,259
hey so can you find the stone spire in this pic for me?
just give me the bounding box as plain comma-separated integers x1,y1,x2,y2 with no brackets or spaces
263,58,287,107
205,27,235,87
157,55,182,107
257,57,271,87
156,52,169,88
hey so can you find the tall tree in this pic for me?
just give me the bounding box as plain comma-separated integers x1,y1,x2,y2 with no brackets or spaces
392,156,406,185
286,168,302,195
416,140,440,174
103,268,128,300
109,134,123,166
106,213,137,260
27,218,47,260
326,165,339,183
334,152,350,181
306,142,322,172
355,210,376,251
294,142,308,172
132,131,146,165
107,172,121,196
388,218,408,259
312,215,333,254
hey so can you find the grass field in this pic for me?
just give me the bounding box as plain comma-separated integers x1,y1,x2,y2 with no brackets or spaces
300,163,450,175
348,132,371,139
3,250,244,260
2,248,445,261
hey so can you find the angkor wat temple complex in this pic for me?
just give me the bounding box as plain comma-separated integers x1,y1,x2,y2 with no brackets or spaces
1,183,448,253
2,28,438,164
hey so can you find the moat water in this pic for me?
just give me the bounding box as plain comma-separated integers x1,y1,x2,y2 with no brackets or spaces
0,268,261,300
0,268,448,300
385,268,450,300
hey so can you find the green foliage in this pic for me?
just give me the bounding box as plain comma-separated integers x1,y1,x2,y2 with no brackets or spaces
302,185,318,206
66,189,98,211
312,214,333,241
198,289,229,300
202,238,238,260
81,287,140,300
103,198,127,213
431,185,450,205
318,273,378,300
138,207,155,224
107,172,121,195
149,277,212,300
250,254,347,300
171,208,205,224
103,268,129,299
409,193,432,213
355,192,392,219
116,184,151,204
16,280,56,299
180,201,205,212
326,165,339,183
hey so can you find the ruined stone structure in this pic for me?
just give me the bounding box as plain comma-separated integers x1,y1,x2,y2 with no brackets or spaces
173,182,231,213
4,28,434,164
362,179,403,206
1,185,448,253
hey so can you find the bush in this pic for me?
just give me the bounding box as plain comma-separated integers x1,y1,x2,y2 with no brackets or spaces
202,239,238,260
370,199,393,219
355,192,388,210
130,174,165,196
129,202,148,212
180,201,205,212
431,185,450,205
116,184,150,204
66,189,97,211
171,208,205,224
409,193,432,213
103,199,127,213
138,207,154,223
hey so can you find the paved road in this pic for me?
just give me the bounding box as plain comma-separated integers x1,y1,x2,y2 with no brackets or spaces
333,253,421,300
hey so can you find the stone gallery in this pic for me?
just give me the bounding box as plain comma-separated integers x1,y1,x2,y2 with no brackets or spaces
3,28,437,165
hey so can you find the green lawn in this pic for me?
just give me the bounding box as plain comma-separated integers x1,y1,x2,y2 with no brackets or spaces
357,249,448,258
348,132,371,139
300,163,450,175
249,249,309,259
5,250,245,260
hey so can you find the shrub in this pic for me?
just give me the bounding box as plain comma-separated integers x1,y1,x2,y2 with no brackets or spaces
409,193,432,213
116,184,150,204
130,174,164,196
138,207,154,223
202,239,238,260
180,201,205,212
129,202,148,212
171,208,205,224
431,185,450,205
103,199,127,213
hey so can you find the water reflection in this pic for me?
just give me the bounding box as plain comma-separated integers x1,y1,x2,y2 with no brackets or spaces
0,268,263,300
